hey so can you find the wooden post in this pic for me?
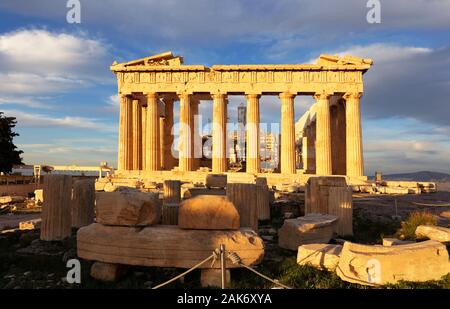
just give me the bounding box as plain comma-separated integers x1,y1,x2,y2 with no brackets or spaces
40,175,72,241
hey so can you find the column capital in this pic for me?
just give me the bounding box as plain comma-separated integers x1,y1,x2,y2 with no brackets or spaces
212,92,227,100
314,91,333,101
279,92,296,100
146,92,159,99
343,92,363,100
246,93,261,99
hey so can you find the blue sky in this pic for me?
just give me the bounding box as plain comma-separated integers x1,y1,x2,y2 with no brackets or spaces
0,0,450,174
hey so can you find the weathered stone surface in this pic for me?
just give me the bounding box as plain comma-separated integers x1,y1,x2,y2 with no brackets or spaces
0,196,25,204
72,179,95,228
94,181,106,191
278,214,338,250
200,269,230,288
179,195,240,230
95,191,161,226
297,244,342,271
187,187,226,198
256,177,270,221
19,218,42,231
416,225,450,244
206,174,227,189
226,183,258,231
305,176,347,214
77,223,264,268
382,238,415,246
90,262,124,282
103,182,118,192
40,175,72,241
328,186,353,236
336,240,450,285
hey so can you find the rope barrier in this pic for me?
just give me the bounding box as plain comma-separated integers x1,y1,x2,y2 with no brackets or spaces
152,254,215,289
151,248,293,289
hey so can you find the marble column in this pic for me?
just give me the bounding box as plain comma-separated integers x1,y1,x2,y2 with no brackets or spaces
179,93,193,172
190,98,200,171
246,94,260,174
305,124,316,173
344,92,364,177
118,94,132,170
159,115,165,170
141,104,147,169
145,93,160,171
212,93,228,173
280,93,296,174
163,98,175,170
315,92,332,175
132,98,142,170
336,101,347,175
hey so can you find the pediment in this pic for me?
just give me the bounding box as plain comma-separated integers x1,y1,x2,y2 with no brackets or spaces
113,51,184,68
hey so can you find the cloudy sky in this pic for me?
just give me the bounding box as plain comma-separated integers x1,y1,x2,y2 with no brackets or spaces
0,0,449,174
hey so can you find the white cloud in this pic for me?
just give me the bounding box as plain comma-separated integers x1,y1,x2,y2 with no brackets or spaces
0,29,112,95
2,109,115,131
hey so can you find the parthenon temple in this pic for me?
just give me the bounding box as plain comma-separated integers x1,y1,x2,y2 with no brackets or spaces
111,52,373,185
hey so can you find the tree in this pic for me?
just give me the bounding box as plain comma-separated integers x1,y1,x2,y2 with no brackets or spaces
0,112,24,174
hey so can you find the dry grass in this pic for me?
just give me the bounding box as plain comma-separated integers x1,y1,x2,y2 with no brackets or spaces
396,211,437,240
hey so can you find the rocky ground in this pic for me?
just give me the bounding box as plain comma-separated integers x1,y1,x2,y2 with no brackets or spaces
1,183,449,289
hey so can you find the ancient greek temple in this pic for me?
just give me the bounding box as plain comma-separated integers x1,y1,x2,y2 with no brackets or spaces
111,52,373,184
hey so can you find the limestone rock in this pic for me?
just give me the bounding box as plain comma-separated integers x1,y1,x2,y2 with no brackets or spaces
178,195,239,230
415,225,450,244
200,269,230,288
163,180,181,204
72,179,95,228
103,182,117,192
19,219,42,230
90,262,124,282
77,223,264,268
40,175,72,241
382,238,415,246
278,214,338,250
34,190,44,203
0,196,26,204
336,240,450,285
206,174,227,189
256,177,270,221
95,191,161,226
94,181,106,191
226,183,258,231
297,244,342,271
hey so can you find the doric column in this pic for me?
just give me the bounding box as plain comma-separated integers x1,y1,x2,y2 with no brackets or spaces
159,115,165,170
141,104,147,169
118,94,132,170
163,98,175,170
344,92,364,177
190,98,201,171
212,93,228,173
314,92,332,175
179,93,193,172
332,101,347,175
145,93,160,171
132,99,142,170
280,92,296,174
246,94,260,174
